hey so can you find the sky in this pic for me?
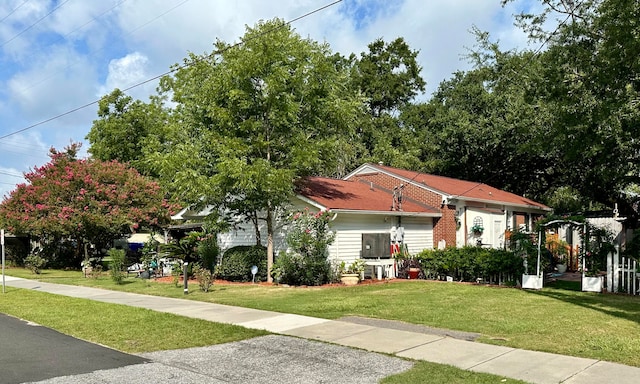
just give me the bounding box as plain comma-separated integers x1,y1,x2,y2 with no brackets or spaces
0,0,541,198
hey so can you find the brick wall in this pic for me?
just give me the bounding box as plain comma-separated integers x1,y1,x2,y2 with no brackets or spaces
350,172,456,248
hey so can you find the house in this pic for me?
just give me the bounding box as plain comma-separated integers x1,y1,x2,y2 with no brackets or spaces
169,164,550,277
296,176,441,269
344,163,551,249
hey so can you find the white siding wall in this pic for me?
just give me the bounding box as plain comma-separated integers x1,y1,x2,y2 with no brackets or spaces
401,216,434,255
328,213,433,264
328,214,389,264
217,220,287,255
215,205,434,264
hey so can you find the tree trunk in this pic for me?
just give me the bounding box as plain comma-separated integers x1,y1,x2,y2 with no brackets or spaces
251,210,261,246
266,204,274,283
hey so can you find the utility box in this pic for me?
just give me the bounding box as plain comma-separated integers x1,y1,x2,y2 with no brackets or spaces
361,233,391,259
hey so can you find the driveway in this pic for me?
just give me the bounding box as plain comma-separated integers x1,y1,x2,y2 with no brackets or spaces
2,314,412,384
0,313,148,384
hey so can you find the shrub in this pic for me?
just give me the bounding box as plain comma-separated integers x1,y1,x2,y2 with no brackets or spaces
414,246,524,284
24,253,47,274
198,235,219,272
89,264,103,279
193,264,214,292
272,251,332,286
108,248,126,284
218,245,267,282
171,262,182,287
271,209,335,286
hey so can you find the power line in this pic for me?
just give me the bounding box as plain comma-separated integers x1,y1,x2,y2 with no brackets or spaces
0,0,343,141
0,170,23,178
0,0,71,48
0,0,30,24
16,0,189,96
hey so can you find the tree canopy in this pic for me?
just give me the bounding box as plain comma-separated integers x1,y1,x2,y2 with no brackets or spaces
143,19,364,279
84,2,640,243
0,144,176,267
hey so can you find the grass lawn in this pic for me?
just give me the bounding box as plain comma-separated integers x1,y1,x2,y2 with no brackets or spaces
0,280,523,384
0,286,267,353
6,268,640,367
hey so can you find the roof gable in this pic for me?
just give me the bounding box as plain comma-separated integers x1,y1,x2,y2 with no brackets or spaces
347,163,550,211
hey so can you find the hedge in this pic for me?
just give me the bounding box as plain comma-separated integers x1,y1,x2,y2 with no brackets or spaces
414,246,525,284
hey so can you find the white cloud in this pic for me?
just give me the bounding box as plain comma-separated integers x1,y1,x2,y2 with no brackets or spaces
7,44,97,119
98,51,150,97
0,0,538,188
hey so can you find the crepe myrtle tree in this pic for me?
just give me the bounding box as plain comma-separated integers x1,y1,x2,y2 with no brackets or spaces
0,143,177,267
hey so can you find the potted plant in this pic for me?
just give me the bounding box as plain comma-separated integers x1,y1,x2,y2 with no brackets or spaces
339,259,365,285
471,224,484,236
407,259,421,279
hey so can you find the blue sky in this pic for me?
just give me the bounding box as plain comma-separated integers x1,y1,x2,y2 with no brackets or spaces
0,0,539,198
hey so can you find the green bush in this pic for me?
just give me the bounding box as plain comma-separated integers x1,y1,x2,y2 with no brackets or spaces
272,251,332,286
414,246,524,284
218,245,267,282
108,248,126,284
193,264,214,292
24,253,47,274
198,235,219,272
271,209,335,286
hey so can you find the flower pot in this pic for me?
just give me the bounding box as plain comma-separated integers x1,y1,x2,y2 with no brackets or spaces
522,274,543,290
582,276,602,293
408,268,420,279
340,273,360,286
556,264,567,274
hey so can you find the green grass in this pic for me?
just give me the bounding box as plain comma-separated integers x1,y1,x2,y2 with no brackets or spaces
0,281,521,384
382,361,528,384
0,286,267,353
7,267,640,367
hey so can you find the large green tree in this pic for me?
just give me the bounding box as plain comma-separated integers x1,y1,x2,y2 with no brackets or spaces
87,89,171,177
0,144,175,267
403,45,558,201
149,19,364,280
349,37,427,169
504,0,640,218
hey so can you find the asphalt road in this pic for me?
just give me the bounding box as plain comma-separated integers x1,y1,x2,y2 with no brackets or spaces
1,314,412,384
0,313,148,384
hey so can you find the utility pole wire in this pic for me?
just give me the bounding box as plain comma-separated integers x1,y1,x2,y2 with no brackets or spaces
0,0,343,142
0,0,30,24
0,0,71,48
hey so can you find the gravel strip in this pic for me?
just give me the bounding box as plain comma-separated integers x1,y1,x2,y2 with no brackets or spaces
29,335,413,384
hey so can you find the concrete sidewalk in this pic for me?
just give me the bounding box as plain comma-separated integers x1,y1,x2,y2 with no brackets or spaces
5,276,639,384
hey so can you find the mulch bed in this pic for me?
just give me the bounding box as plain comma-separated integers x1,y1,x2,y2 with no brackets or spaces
152,275,401,288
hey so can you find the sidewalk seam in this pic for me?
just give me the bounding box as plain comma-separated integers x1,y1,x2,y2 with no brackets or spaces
559,359,602,383
394,336,446,355
466,348,515,370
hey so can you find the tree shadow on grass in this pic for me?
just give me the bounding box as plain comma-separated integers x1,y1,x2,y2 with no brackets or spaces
546,280,581,291
524,285,640,325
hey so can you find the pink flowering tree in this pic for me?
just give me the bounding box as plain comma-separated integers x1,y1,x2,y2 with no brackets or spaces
0,144,177,267
285,209,335,260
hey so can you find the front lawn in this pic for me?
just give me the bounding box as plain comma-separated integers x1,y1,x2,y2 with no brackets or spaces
6,268,640,367
0,287,266,353
0,285,524,384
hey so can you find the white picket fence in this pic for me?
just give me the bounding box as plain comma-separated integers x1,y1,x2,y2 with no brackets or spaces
607,254,639,295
